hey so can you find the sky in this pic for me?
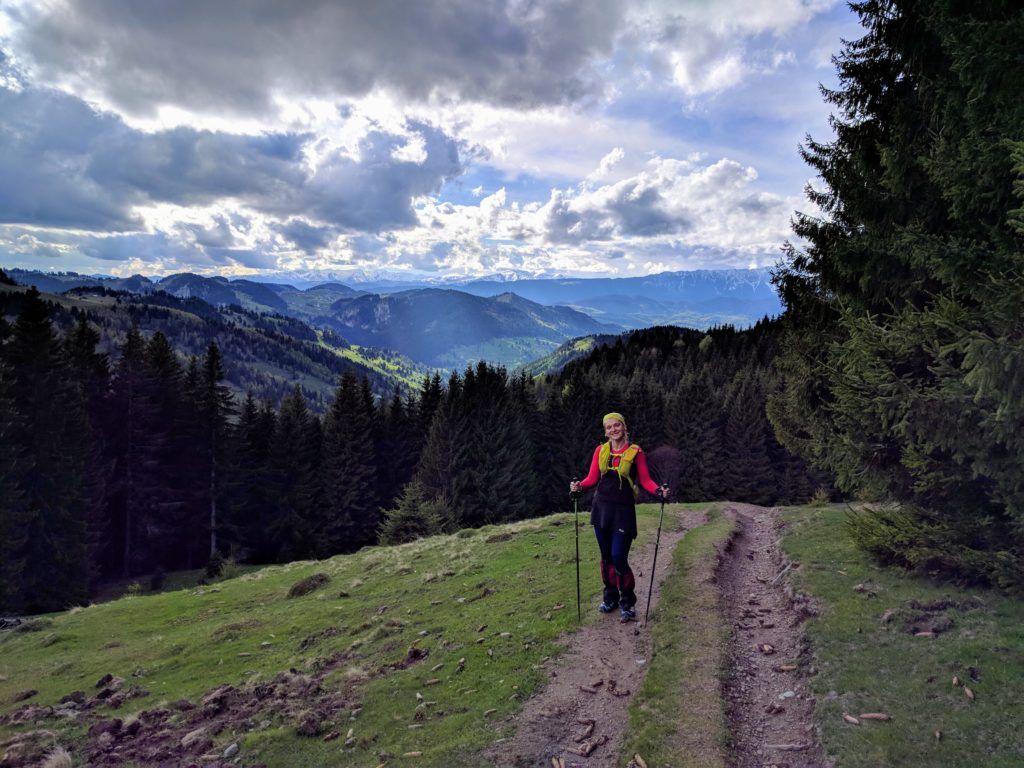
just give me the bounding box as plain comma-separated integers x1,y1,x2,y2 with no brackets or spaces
0,0,863,281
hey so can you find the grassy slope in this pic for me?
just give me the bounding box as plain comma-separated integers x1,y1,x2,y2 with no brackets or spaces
621,506,735,768
0,506,669,767
781,505,1024,768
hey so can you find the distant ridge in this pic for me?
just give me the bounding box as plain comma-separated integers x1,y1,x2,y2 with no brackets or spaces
7,267,782,366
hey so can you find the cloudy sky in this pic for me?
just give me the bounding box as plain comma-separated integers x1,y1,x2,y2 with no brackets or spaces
0,0,861,280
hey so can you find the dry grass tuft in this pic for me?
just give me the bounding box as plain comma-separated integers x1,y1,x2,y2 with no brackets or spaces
41,746,73,768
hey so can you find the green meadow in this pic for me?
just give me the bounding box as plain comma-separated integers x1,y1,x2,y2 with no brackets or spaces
3,503,1023,767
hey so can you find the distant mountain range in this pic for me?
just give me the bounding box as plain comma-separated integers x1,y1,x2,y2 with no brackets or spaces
322,288,611,368
0,281,428,410
6,267,783,369
459,269,782,329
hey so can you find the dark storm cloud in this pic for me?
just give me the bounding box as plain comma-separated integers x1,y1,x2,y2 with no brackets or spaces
288,122,463,232
275,219,336,253
78,231,194,262
0,84,464,233
16,0,622,116
0,85,143,230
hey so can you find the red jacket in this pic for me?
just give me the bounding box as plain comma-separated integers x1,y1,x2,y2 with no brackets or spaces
579,443,660,495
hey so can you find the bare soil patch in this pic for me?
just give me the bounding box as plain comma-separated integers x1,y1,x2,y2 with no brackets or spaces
719,504,826,768
0,647,371,768
487,507,707,767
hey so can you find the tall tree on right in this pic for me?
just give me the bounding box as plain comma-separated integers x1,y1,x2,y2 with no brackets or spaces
769,1,1024,587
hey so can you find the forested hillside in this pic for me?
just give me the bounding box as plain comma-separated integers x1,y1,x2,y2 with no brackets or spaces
0,286,823,614
0,283,424,410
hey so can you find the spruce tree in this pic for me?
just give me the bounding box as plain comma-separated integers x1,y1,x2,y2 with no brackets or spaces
320,373,378,554
227,395,277,562
143,331,191,570
770,0,1024,586
722,374,776,505
378,480,448,545
106,326,165,577
376,388,420,512
64,315,112,586
196,342,235,560
5,289,90,612
415,372,469,528
0,360,28,612
267,386,319,561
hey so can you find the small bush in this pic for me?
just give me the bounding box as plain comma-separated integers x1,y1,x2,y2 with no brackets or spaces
206,551,226,579
809,486,831,507
846,504,1024,590
378,481,449,545
218,558,243,581
125,582,143,597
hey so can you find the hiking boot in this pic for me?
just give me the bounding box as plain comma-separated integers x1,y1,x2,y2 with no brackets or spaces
620,606,637,622
599,600,619,613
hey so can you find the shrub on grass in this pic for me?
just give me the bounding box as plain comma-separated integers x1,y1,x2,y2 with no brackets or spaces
846,505,1024,590
378,481,448,545
205,551,226,579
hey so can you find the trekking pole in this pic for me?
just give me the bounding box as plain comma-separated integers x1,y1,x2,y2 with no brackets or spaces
571,476,582,623
643,479,669,628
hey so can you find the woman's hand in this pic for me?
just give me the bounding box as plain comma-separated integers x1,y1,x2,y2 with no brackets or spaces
569,480,582,493
658,485,670,499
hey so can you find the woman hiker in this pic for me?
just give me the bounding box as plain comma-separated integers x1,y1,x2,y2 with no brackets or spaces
570,412,667,622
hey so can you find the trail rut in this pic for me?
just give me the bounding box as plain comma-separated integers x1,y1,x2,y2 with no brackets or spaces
487,507,706,768
720,503,825,768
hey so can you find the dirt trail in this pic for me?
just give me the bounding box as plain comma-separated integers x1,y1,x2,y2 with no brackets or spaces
720,503,825,768
487,507,707,768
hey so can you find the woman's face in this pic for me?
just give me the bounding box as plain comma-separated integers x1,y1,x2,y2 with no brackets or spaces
604,419,626,442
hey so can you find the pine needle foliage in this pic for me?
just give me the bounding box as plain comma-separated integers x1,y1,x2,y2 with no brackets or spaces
770,0,1024,587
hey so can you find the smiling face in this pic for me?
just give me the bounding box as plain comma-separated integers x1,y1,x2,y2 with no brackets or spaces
603,418,626,443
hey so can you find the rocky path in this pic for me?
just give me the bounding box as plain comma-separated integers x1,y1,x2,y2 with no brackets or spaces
488,503,826,768
720,503,825,768
487,507,706,768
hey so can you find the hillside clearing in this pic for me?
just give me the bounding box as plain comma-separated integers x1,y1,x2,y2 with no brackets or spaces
0,505,688,767
3,503,1022,767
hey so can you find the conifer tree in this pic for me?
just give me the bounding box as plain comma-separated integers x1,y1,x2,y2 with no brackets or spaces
416,373,443,434
177,355,205,568
196,342,235,560
143,330,192,569
224,390,276,560
376,388,420,512
722,375,776,505
378,480,448,545
64,315,112,585
770,0,1024,585
4,289,90,612
320,372,379,554
107,326,165,577
0,360,28,612
415,372,468,528
535,385,576,512
267,386,319,561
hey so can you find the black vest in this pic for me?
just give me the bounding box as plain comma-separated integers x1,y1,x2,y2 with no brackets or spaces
590,459,638,538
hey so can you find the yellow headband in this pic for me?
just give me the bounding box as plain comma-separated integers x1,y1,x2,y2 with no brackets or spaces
602,412,627,428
